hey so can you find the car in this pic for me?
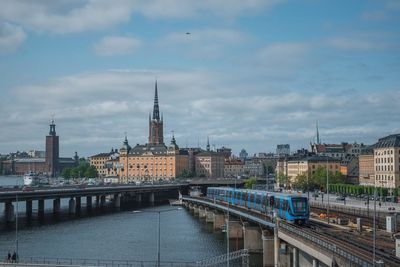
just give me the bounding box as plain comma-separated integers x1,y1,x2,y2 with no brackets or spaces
336,196,345,201
22,186,34,192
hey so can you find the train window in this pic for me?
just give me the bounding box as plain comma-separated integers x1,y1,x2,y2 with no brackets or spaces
283,200,288,211
256,195,261,204
292,198,307,213
250,193,255,203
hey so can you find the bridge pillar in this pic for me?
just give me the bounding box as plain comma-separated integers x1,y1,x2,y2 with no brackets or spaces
86,196,92,211
53,198,61,214
69,198,76,214
4,201,14,222
135,194,142,203
193,205,199,215
243,222,262,253
313,258,319,267
95,195,100,206
26,199,33,218
188,203,194,212
75,197,81,213
292,247,299,267
198,206,206,219
213,212,225,230
274,224,280,267
227,220,243,239
100,195,106,207
149,193,155,204
262,230,274,267
38,199,45,217
205,208,214,223
114,194,121,208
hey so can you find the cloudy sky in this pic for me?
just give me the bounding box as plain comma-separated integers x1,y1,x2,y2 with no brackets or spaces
0,0,399,158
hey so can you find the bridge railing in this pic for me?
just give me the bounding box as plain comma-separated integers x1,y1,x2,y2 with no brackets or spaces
10,257,195,267
195,249,249,267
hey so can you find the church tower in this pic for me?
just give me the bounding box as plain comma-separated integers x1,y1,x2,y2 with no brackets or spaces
148,81,164,145
45,119,59,177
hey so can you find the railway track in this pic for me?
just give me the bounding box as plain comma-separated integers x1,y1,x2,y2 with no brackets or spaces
307,221,400,267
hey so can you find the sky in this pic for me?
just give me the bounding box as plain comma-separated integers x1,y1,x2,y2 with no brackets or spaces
0,0,399,158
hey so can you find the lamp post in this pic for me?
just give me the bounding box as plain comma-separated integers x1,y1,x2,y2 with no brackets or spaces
219,193,230,267
326,157,330,224
133,208,181,267
15,179,19,262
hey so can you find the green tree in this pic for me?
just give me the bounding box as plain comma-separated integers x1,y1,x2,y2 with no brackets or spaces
84,165,98,178
244,178,257,189
276,173,289,188
61,168,72,179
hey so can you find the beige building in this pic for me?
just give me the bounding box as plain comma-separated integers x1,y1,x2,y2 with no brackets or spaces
89,149,120,178
195,151,225,178
287,156,340,186
359,154,375,186
224,158,244,178
374,134,400,189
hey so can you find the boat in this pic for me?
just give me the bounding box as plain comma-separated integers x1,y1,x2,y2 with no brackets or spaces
23,171,40,186
189,186,203,197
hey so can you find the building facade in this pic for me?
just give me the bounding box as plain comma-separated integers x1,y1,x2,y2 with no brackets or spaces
373,134,400,189
287,156,340,186
195,150,225,178
359,154,375,186
224,158,244,178
90,149,120,178
276,144,290,156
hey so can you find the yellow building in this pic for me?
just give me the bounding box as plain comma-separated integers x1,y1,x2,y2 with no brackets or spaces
359,154,375,186
287,156,340,186
89,149,120,178
224,158,244,178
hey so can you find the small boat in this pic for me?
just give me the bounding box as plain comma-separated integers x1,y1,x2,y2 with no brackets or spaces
23,172,40,186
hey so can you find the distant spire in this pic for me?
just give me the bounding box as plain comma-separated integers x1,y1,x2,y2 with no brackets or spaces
316,121,320,144
206,136,210,151
152,80,160,120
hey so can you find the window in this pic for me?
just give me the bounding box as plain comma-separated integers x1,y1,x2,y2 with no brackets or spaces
292,198,306,213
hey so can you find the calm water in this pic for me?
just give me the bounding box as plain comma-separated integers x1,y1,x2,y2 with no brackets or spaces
0,176,260,264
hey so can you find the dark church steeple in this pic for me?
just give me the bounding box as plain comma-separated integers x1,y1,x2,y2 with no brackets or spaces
153,81,160,121
149,81,164,145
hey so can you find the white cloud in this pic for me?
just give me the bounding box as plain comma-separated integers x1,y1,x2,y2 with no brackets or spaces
326,37,381,51
255,42,311,75
0,22,26,53
94,36,141,56
0,0,284,34
0,0,134,34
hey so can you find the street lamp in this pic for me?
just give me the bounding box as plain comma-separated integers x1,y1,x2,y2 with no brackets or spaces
15,179,19,262
133,208,182,267
326,158,330,224
219,193,230,267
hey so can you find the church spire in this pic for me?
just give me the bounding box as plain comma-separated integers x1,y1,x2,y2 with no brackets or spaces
152,80,160,121
206,136,210,151
316,121,320,144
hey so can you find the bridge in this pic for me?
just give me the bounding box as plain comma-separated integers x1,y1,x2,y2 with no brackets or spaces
0,184,188,222
182,196,400,267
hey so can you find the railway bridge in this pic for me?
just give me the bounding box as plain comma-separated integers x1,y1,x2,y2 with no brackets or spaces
182,196,395,267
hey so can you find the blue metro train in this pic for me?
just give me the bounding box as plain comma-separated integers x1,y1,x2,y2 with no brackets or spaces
206,187,309,225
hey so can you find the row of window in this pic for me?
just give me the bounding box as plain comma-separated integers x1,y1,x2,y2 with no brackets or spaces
376,165,397,172
376,174,394,181
375,149,398,155
375,157,398,164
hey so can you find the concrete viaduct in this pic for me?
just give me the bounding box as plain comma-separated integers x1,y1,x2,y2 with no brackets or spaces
182,196,374,267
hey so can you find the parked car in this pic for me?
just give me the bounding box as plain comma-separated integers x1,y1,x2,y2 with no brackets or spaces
336,196,345,201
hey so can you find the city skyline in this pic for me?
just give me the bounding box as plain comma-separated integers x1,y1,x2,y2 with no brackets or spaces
0,1,399,157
